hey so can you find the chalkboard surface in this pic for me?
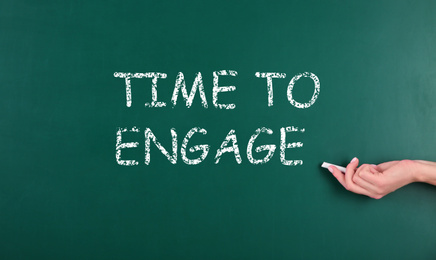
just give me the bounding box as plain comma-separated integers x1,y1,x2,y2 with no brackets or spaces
2,0,436,259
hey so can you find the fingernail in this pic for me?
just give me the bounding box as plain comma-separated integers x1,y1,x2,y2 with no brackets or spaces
328,166,334,173
351,157,357,163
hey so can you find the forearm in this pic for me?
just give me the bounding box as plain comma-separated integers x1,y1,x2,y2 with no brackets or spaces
412,160,436,186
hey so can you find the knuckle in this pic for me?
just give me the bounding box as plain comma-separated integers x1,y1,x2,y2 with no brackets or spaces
360,164,370,169
377,182,386,190
373,178,382,186
375,187,388,197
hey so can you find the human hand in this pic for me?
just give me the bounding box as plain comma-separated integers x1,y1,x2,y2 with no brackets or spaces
328,158,417,199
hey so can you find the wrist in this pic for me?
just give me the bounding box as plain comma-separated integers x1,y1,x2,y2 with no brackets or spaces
402,160,420,183
412,160,436,185
411,160,424,183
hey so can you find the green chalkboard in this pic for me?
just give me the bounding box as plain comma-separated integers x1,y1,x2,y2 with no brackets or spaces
2,0,436,259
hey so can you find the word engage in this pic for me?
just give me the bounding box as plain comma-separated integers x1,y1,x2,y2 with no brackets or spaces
116,126,304,166
113,70,320,166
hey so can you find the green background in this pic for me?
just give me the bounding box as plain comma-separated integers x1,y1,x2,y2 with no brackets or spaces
2,0,436,259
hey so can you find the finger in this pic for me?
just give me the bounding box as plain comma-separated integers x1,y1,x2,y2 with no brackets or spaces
330,165,374,197
354,163,368,177
345,157,359,189
370,165,381,174
355,164,377,185
353,173,378,193
329,165,345,187
354,164,381,193
343,157,375,196
359,165,382,184
371,164,382,172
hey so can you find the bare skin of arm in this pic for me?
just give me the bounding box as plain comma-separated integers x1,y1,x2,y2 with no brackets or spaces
329,158,436,199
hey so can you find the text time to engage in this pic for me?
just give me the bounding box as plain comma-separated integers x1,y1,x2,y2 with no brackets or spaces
114,70,320,166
